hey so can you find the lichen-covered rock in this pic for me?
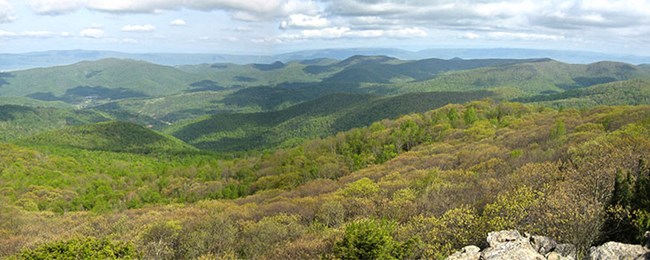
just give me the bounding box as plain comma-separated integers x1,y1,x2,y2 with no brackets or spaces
545,251,575,260
554,243,576,259
446,245,480,260
446,230,648,260
587,241,649,260
531,235,557,255
486,230,525,248
482,230,545,260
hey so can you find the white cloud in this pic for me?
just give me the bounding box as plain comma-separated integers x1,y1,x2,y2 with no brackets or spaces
322,0,650,32
15,0,650,54
301,27,350,38
121,38,138,44
460,32,480,40
276,26,427,42
231,11,260,22
29,0,83,15
280,14,328,29
235,26,253,32
170,19,186,26
385,27,427,38
0,0,15,23
27,0,320,21
80,27,105,38
0,29,72,38
345,27,427,38
487,32,565,41
0,29,15,37
122,24,156,32
348,29,383,38
21,30,57,37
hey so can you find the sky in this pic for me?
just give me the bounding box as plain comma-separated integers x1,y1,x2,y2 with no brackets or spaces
0,0,649,55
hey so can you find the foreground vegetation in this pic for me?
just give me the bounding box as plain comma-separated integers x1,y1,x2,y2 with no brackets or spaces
2,101,649,259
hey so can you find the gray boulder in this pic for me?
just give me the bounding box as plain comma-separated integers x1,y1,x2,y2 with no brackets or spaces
545,251,574,260
482,230,546,260
446,245,480,260
554,243,577,259
531,235,558,255
587,241,649,260
446,230,649,260
486,230,525,248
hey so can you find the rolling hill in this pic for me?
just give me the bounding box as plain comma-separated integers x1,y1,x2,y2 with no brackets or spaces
515,78,650,107
0,58,203,99
313,56,545,84
4,48,649,72
0,104,109,141
398,59,644,97
19,121,197,154
169,91,493,152
2,56,646,116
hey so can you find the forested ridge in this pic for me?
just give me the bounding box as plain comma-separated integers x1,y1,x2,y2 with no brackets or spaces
1,101,649,259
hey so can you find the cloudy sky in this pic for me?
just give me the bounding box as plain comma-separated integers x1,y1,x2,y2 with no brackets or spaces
0,0,649,55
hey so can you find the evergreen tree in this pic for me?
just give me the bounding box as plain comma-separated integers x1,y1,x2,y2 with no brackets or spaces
601,170,636,243
633,159,650,210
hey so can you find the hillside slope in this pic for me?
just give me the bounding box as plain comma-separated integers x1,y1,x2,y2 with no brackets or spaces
515,78,650,107
170,91,493,152
1,59,206,99
0,104,109,141
400,60,643,97
1,102,649,259
19,121,197,154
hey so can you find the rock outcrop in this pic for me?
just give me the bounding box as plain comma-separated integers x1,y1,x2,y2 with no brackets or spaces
447,245,481,260
587,242,649,260
446,230,650,260
481,230,545,260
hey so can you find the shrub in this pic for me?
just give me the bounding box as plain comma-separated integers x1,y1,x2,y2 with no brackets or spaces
334,219,418,260
13,237,138,259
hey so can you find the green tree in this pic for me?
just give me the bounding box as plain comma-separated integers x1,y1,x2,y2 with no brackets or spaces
13,238,139,259
463,107,479,125
139,221,182,260
550,119,567,140
601,170,636,243
334,219,417,260
447,108,460,127
316,200,346,227
633,159,650,210
341,178,380,198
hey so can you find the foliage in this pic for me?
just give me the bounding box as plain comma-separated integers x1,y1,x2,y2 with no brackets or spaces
170,91,493,152
0,105,108,141
1,102,649,259
11,238,139,259
334,219,418,260
19,121,197,154
601,159,650,244
516,78,650,108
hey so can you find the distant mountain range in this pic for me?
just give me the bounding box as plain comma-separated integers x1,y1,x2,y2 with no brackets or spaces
1,54,649,152
2,48,649,71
